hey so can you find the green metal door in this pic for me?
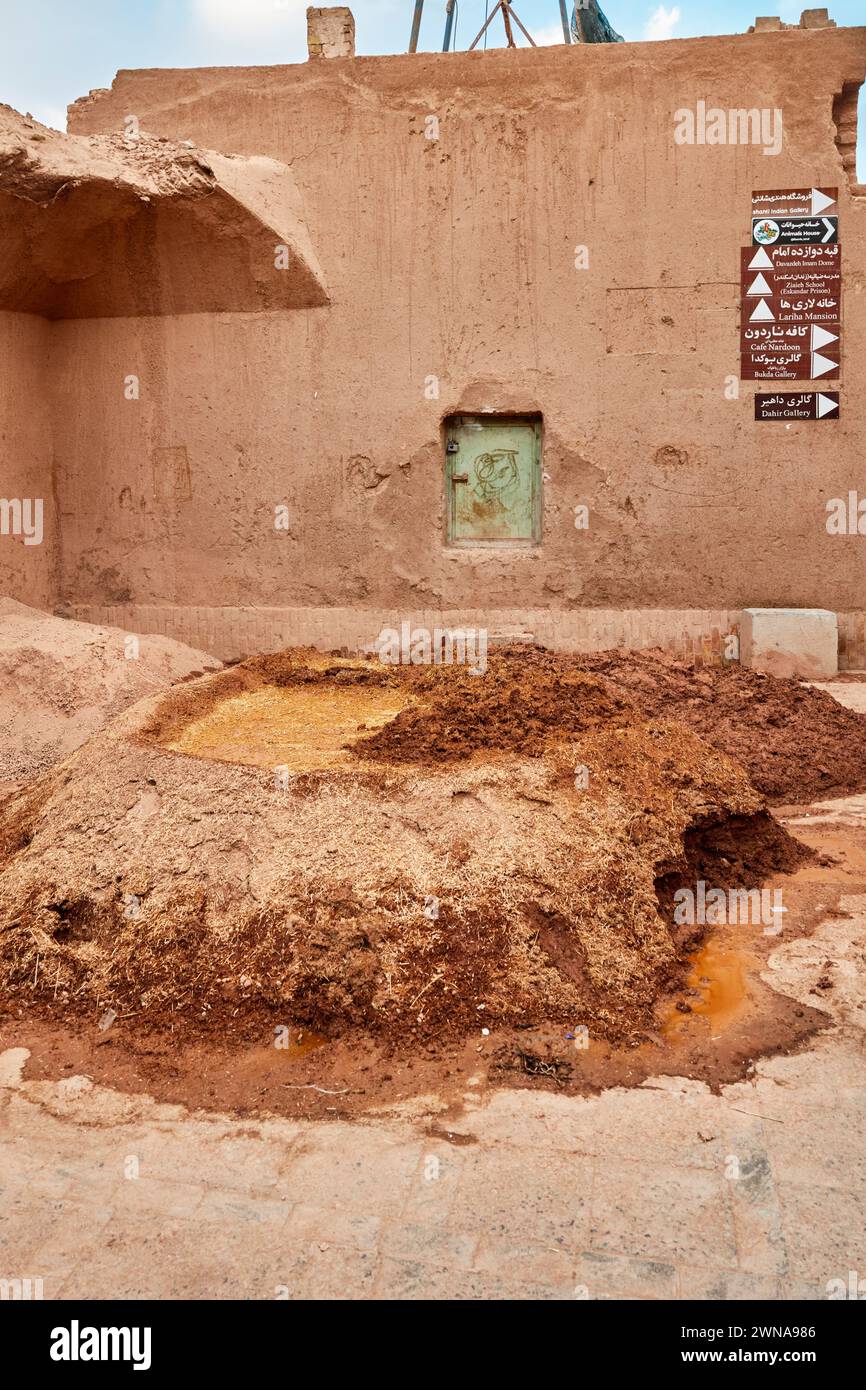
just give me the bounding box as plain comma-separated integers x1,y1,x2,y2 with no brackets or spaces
445,415,541,545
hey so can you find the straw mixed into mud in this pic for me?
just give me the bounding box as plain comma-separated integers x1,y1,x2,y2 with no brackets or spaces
0,647,827,1048
573,649,866,805
138,644,866,802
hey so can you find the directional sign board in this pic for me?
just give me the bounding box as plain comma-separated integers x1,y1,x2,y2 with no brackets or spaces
742,261,840,307
752,215,837,246
741,247,842,322
742,188,842,387
741,281,840,326
754,392,839,421
743,298,838,326
743,245,841,274
751,187,837,219
742,244,840,321
741,324,840,380
742,355,839,382
741,323,839,354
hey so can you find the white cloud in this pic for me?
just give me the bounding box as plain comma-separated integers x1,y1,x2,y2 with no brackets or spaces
191,0,307,39
533,23,570,46
644,5,681,41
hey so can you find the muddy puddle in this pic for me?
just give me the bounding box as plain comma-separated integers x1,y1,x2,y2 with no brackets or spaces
226,1028,328,1089
661,939,753,1039
166,684,409,770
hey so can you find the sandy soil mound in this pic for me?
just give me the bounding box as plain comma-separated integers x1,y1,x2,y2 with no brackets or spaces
0,600,221,785
569,650,866,805
0,650,803,1047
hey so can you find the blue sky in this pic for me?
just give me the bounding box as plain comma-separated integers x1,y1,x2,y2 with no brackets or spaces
0,0,862,175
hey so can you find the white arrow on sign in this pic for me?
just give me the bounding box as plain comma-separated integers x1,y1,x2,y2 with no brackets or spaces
811,324,838,350
748,247,774,270
811,188,836,215
811,351,838,378
747,272,773,296
750,298,775,321
816,393,838,417
821,218,835,242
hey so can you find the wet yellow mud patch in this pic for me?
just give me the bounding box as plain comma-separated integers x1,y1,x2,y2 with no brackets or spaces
166,685,409,771
663,938,752,1037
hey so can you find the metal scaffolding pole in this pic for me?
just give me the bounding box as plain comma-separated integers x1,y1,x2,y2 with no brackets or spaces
443,0,456,51
409,0,425,52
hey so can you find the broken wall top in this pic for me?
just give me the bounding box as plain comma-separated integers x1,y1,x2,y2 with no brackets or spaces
0,105,327,318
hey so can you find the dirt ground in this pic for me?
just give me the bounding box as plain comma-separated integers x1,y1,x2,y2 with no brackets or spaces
187,646,866,807
137,645,866,807
0,598,220,786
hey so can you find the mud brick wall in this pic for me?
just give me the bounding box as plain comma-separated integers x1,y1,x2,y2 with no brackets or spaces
838,612,866,670
0,312,56,608
307,7,355,59
6,25,866,659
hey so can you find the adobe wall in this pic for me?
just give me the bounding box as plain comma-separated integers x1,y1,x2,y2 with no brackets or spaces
44,27,866,656
0,312,56,607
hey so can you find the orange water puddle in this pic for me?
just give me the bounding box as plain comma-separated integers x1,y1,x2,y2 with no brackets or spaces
661,938,752,1038
229,1029,327,1081
166,685,408,771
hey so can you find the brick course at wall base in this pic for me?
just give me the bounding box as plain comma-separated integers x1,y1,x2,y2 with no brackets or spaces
64,605,866,671
57,605,866,676
65,604,742,666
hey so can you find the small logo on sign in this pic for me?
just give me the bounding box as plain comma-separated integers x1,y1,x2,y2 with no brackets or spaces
753,219,780,245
